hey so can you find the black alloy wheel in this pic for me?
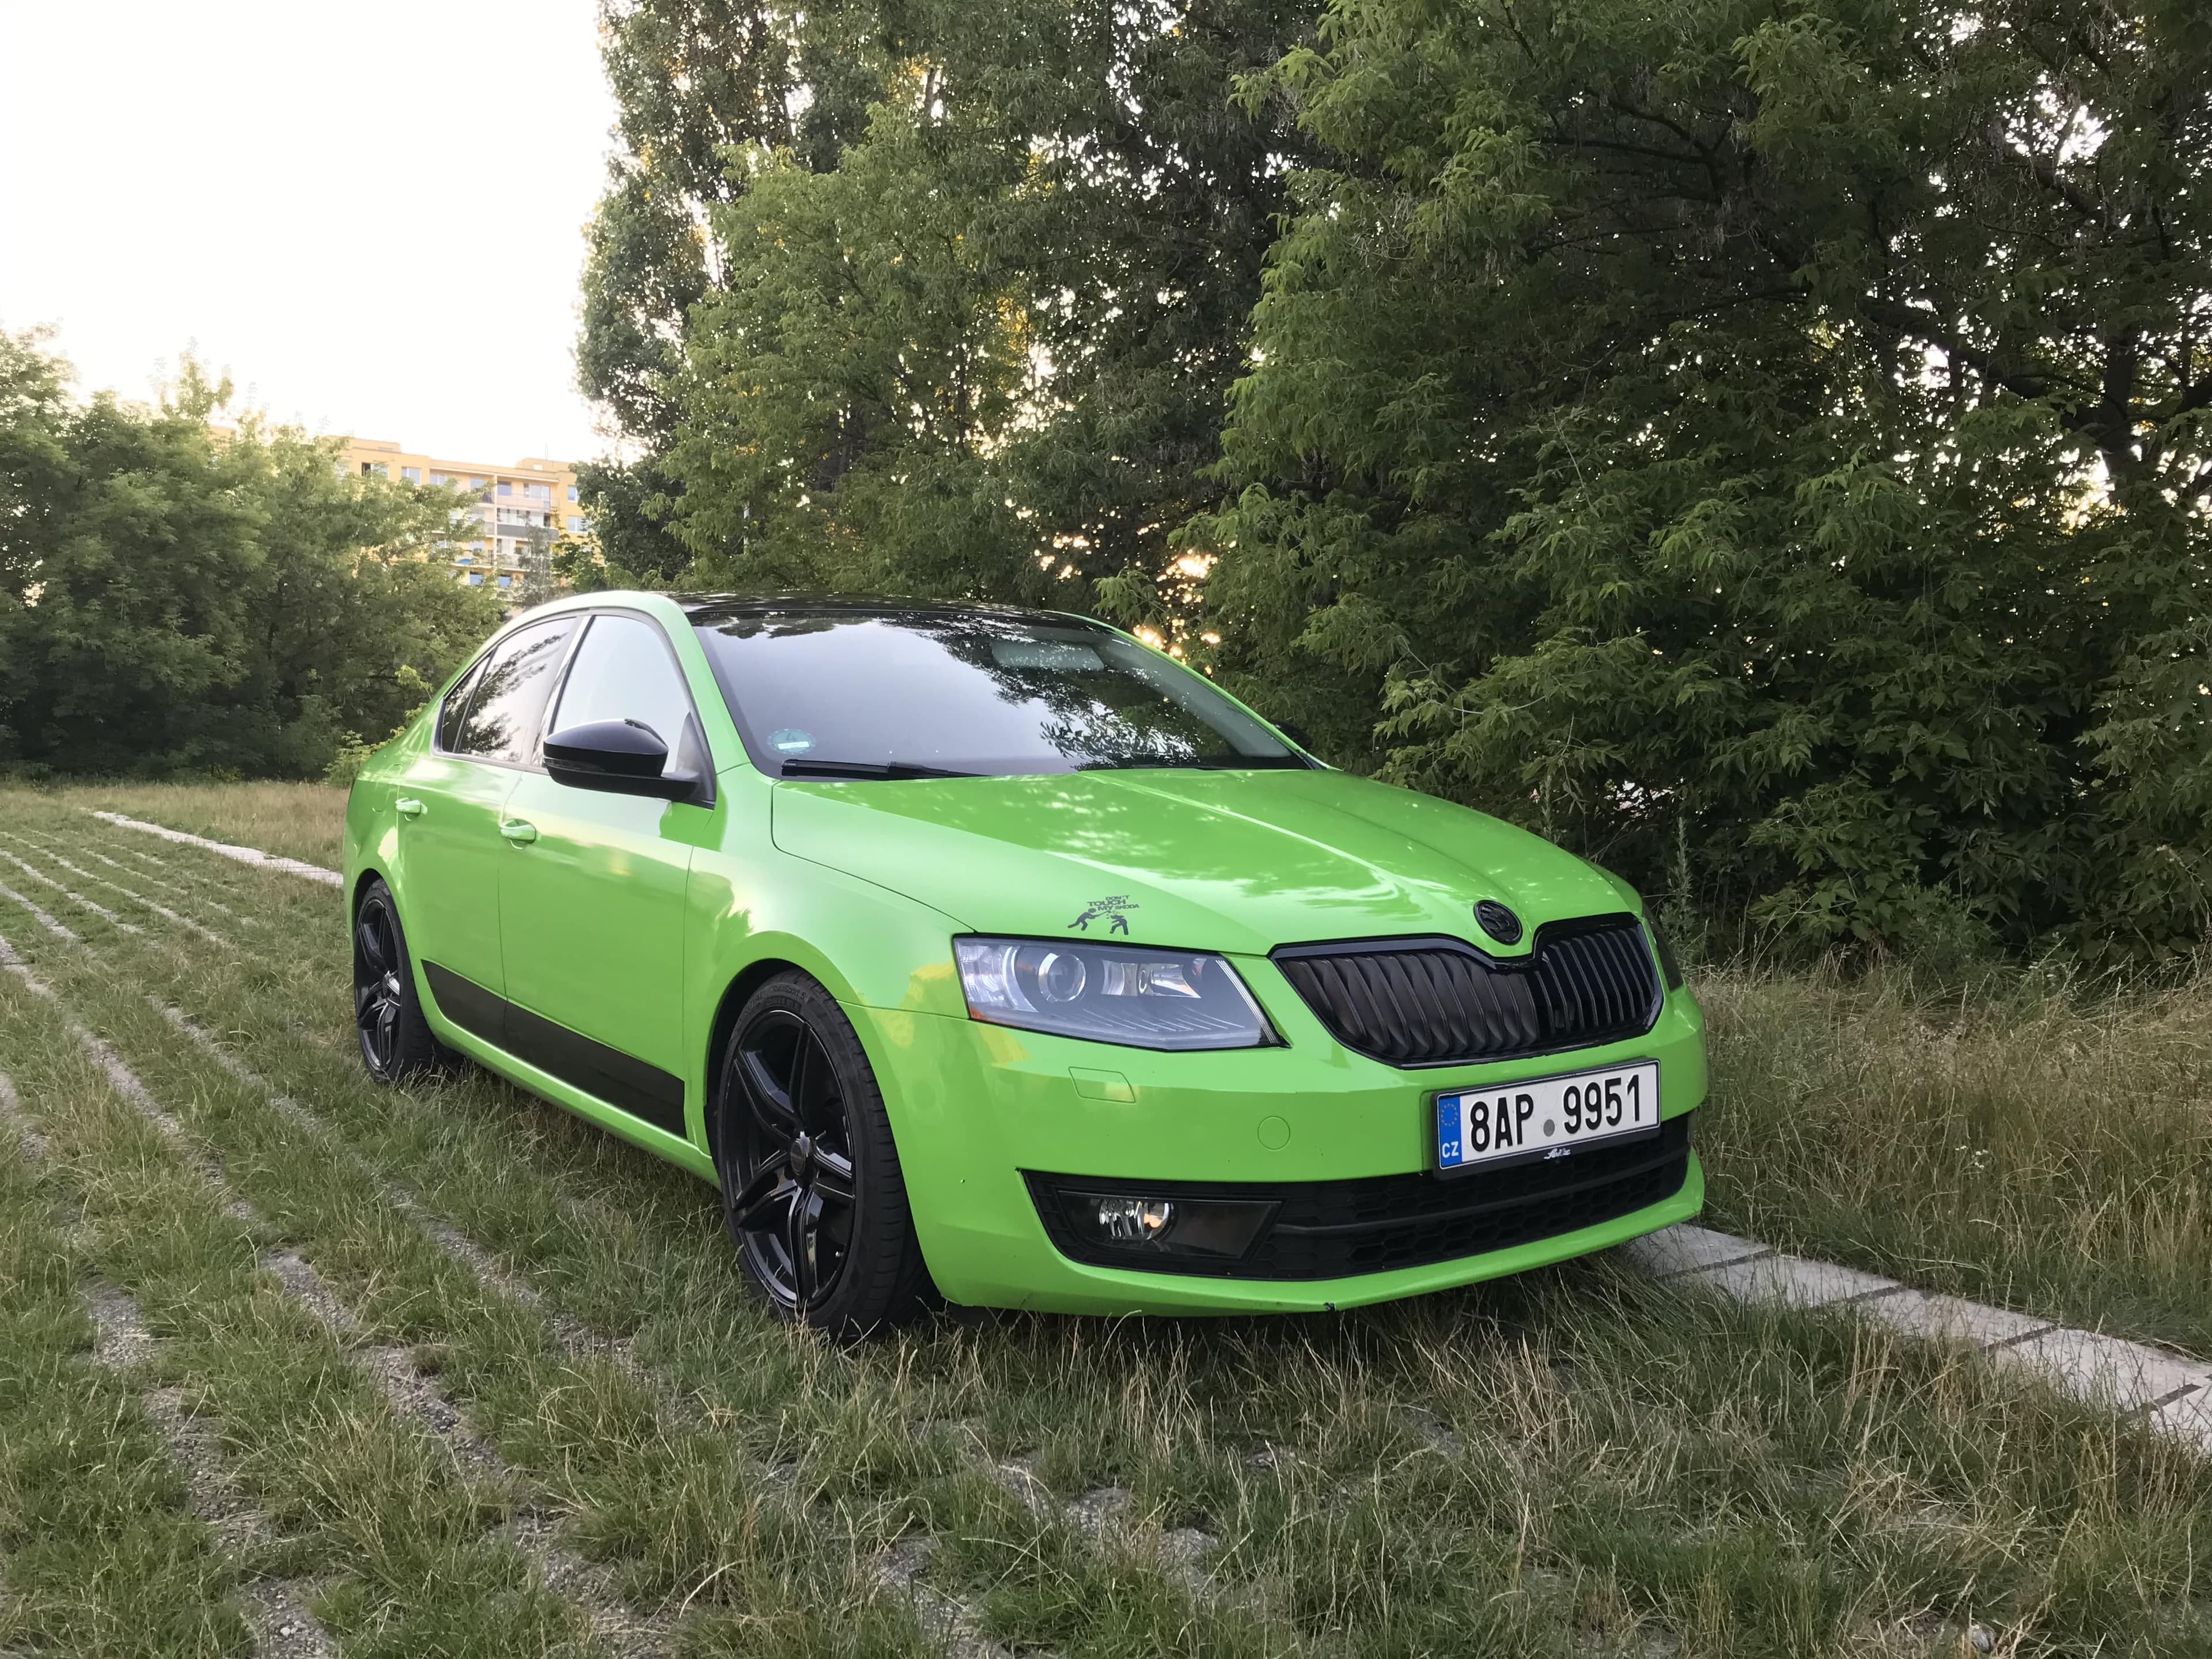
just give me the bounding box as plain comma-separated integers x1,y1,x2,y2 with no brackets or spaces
351,878,447,1082
715,972,931,1332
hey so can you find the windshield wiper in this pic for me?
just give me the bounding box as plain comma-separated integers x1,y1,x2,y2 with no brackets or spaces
1077,755,1311,772
775,759,982,781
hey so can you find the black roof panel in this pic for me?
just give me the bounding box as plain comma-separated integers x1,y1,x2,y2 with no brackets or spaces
673,592,1104,629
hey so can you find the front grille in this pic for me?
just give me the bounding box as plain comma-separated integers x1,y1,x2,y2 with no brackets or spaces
1026,1113,1692,1281
1273,914,1662,1067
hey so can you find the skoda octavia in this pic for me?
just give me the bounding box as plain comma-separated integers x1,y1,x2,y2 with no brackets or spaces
344,593,1707,1330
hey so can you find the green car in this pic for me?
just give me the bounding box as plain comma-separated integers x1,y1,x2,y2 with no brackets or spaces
345,593,1707,1330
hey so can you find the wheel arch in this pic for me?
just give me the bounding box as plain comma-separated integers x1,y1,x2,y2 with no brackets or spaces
349,865,388,924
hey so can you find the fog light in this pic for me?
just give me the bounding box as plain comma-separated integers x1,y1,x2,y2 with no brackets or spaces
1095,1195,1175,1242
1052,1186,1279,1261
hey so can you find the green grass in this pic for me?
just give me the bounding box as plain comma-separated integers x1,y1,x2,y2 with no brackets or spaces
1,785,2208,1657
0,1085,248,1656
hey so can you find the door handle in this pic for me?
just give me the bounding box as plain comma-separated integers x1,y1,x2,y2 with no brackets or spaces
499,818,539,846
395,797,427,819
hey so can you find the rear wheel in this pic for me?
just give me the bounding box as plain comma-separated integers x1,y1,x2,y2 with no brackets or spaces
352,878,449,1083
714,971,931,1334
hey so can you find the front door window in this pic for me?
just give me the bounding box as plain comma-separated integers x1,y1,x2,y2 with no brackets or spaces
548,613,696,768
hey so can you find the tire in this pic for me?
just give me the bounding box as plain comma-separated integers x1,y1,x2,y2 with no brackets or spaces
713,971,932,1334
352,877,451,1084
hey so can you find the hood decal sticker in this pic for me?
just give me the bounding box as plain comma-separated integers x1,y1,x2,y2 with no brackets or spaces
1069,895,1137,935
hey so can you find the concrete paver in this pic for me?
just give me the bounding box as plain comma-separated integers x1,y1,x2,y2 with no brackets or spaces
1619,1222,1770,1278
1695,1251,1904,1309
1624,1224,2209,1457
1994,1327,2212,1414
1855,1289,2058,1351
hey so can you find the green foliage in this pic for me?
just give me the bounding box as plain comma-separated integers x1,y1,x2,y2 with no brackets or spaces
1198,0,2212,957
579,0,2212,959
0,332,503,779
588,0,1309,631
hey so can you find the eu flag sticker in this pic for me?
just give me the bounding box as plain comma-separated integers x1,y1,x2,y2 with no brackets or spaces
1436,1093,1463,1169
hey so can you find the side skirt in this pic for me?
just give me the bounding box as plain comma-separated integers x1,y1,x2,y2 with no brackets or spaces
422,961,688,1140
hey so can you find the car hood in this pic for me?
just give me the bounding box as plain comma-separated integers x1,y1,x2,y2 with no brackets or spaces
768,767,1634,956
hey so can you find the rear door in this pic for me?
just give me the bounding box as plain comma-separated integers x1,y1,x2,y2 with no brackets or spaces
496,609,706,1138
392,614,579,1031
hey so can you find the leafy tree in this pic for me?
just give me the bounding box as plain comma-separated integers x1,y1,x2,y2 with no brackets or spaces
1197,0,2212,956
578,0,829,580
0,332,502,778
586,0,1310,633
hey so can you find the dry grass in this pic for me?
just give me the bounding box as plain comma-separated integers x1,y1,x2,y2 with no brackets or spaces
27,781,349,868
1697,961,2212,1357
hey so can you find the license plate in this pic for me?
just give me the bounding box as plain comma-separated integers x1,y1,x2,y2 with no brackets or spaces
1433,1060,1660,1173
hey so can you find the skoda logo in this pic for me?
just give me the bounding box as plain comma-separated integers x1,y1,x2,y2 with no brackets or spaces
1474,899,1523,945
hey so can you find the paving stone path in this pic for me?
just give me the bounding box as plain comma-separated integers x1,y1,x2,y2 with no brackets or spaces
1627,1224,2212,1455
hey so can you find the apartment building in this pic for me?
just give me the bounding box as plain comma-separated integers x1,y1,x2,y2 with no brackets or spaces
339,437,592,594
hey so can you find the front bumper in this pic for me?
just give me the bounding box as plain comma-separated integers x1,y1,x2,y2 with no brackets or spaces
851,968,1709,1314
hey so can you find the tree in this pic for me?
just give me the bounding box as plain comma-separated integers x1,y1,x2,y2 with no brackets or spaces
577,0,831,581
0,333,503,778
1196,0,2212,956
584,0,1312,634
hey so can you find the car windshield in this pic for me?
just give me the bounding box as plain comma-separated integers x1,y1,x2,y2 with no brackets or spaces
692,607,1306,779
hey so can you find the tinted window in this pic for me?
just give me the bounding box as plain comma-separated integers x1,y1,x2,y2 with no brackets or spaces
450,617,578,762
551,613,695,774
693,609,1301,779
435,657,485,751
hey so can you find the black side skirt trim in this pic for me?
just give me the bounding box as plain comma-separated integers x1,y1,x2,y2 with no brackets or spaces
423,961,688,1139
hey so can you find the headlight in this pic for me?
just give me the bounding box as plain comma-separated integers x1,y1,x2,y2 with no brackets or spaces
954,937,1275,1051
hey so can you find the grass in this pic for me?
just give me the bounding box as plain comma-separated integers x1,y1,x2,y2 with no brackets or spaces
0,1082,248,1655
1698,963,2212,1359
0,783,2207,1656
19,781,349,868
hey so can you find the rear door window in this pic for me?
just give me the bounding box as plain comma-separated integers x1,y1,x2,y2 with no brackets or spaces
450,617,579,763
435,657,486,752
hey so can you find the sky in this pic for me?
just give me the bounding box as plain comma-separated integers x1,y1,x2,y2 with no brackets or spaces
0,0,619,467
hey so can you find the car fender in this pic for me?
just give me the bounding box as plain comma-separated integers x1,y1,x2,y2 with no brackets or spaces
683,820,970,1156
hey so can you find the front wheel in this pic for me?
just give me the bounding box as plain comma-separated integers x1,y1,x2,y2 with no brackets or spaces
714,972,931,1334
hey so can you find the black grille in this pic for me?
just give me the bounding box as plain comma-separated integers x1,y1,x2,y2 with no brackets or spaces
1026,1113,1692,1280
1273,914,1662,1067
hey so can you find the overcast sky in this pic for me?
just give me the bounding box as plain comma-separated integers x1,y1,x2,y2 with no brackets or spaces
0,0,618,466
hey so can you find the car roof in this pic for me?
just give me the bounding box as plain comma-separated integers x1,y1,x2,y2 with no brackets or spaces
669,592,1108,630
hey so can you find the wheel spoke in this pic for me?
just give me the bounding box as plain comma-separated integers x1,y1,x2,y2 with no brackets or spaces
355,982,377,1022
375,1000,399,1050
790,1031,841,1134
809,1145,856,1207
786,1031,815,1129
730,1157,793,1229
357,915,387,974
786,1189,818,1305
737,1047,801,1143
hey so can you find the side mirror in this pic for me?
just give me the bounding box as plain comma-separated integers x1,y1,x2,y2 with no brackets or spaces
544,719,712,805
